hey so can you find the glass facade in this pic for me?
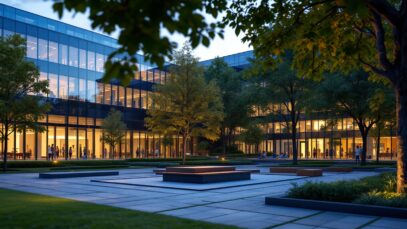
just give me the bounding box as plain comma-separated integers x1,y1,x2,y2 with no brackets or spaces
0,3,173,160
0,3,398,160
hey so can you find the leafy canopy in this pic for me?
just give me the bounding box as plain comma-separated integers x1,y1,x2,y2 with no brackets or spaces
225,0,398,81
145,44,224,141
53,0,227,84
0,35,50,140
100,109,127,149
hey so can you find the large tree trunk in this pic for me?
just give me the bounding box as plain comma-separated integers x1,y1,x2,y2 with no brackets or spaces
291,122,298,165
361,131,368,166
376,127,381,164
396,85,407,193
2,123,8,172
182,133,187,165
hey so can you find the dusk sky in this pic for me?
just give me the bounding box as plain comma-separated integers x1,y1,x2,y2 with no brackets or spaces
1,0,251,61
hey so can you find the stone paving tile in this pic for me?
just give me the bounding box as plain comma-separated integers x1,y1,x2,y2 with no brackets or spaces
162,206,240,220
295,212,376,229
366,217,407,229
273,223,316,229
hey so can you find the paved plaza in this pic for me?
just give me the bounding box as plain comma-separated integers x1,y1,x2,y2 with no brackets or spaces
0,164,406,229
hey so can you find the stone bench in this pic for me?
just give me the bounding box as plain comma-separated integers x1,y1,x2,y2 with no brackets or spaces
296,169,323,177
269,167,299,173
162,170,251,184
39,171,119,179
165,166,235,173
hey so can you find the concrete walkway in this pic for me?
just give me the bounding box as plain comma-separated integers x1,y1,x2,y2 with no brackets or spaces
0,165,406,229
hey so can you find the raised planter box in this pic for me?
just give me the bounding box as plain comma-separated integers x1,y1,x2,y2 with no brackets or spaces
163,170,251,184
324,167,353,172
39,171,119,179
265,197,407,219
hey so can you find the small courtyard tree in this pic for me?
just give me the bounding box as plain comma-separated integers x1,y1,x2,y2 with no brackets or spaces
100,109,127,159
0,35,50,171
145,44,224,165
314,71,392,165
239,124,264,154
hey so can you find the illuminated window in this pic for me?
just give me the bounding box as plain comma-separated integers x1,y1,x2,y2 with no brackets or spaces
79,78,86,101
96,83,104,104
126,88,133,108
96,53,104,72
59,75,68,99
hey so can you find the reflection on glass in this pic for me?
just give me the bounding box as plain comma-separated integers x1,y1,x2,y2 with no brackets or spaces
79,78,86,101
59,44,67,65
26,36,37,59
87,80,96,102
96,53,104,72
69,46,78,67
38,39,48,60
39,72,47,97
48,74,58,98
49,41,58,63
59,75,68,99
79,49,86,69
87,51,95,71
69,77,79,100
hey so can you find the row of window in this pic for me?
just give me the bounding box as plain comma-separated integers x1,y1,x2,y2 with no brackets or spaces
40,72,152,109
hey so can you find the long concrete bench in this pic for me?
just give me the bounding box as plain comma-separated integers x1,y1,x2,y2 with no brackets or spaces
269,167,299,173
162,170,251,184
165,166,235,173
153,169,165,175
39,171,119,179
296,169,323,177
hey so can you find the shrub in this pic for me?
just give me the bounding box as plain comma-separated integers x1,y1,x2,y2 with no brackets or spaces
287,173,395,203
355,191,407,208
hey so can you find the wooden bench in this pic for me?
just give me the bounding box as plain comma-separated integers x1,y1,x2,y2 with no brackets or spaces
269,167,299,173
296,169,323,177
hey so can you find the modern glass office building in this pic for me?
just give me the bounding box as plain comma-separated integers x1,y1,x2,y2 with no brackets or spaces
0,4,398,161
0,3,186,160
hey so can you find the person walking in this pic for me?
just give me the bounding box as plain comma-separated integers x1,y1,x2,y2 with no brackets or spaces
355,146,361,165
68,147,73,160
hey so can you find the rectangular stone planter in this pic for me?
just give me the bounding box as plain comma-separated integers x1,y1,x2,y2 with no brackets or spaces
163,171,251,184
39,171,119,179
265,197,407,219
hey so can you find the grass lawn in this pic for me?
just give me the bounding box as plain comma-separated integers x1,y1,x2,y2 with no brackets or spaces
0,188,234,229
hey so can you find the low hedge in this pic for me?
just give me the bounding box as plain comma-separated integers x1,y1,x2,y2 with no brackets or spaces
287,173,407,208
0,160,128,168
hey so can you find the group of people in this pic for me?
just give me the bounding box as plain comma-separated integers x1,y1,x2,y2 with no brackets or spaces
47,144,87,160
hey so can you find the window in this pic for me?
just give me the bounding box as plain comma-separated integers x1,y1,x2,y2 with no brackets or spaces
118,86,125,107
26,36,37,59
111,85,118,106
87,51,95,71
79,78,86,101
133,89,139,108
59,75,68,99
69,46,78,67
96,53,104,72
59,44,67,65
38,39,48,60
48,74,58,98
79,49,86,69
49,41,58,63
87,80,96,103
96,83,104,104
39,72,47,96
140,90,147,109
104,84,111,105
69,77,79,100
126,88,133,108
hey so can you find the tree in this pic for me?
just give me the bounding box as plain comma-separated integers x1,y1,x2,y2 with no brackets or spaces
52,0,227,84
369,85,396,163
204,58,250,155
246,56,315,165
100,109,127,159
0,35,50,171
239,124,264,154
145,44,224,165
225,0,407,193
314,71,391,165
